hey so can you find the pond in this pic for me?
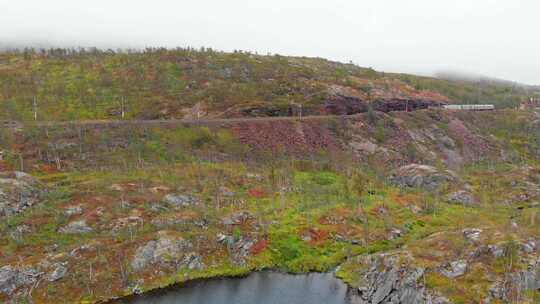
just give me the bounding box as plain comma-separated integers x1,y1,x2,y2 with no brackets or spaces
117,271,357,304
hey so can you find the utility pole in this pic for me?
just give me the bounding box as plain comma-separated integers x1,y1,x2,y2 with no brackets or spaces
121,97,125,119
33,96,38,121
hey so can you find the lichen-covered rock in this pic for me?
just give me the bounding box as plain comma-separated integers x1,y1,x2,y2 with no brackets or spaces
222,211,253,225
348,253,448,304
440,260,467,278
183,253,205,270
59,220,93,234
162,194,199,208
0,265,41,296
0,171,44,219
47,263,67,282
216,233,256,265
389,164,457,191
462,228,482,243
446,190,476,207
131,232,193,271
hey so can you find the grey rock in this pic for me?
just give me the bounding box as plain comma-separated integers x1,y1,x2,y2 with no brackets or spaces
446,190,476,207
183,253,205,270
520,240,537,253
488,244,505,258
8,224,31,241
219,187,235,197
462,228,482,242
440,260,467,279
163,194,199,208
64,205,83,216
0,265,41,295
47,263,67,282
389,164,458,191
131,233,193,271
59,220,93,234
0,171,44,219
222,211,252,225
388,228,403,240
429,296,452,304
351,253,435,304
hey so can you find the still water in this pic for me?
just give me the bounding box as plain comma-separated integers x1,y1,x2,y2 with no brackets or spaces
118,271,355,304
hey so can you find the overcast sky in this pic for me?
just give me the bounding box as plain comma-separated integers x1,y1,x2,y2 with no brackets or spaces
1,0,539,85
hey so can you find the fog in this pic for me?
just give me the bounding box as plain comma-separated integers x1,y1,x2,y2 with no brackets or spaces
1,0,539,85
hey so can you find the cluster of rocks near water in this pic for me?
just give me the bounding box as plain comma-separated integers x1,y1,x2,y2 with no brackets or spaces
131,231,204,272
343,221,540,304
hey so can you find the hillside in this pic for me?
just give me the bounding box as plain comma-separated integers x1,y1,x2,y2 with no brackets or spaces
1,48,539,121
0,107,539,303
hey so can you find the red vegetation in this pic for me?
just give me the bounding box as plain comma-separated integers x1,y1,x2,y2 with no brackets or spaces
247,187,267,198
301,228,330,245
232,120,337,155
249,239,268,255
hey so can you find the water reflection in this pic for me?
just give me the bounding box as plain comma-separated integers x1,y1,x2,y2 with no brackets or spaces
117,271,354,304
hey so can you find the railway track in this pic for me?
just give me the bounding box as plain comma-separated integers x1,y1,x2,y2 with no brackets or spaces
1,114,363,129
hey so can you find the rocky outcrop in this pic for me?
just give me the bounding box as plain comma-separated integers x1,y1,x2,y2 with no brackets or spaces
0,266,41,296
59,220,93,234
162,194,199,208
462,228,483,243
0,171,44,219
440,260,467,279
222,211,253,225
446,190,477,207
131,232,194,271
47,263,68,282
487,259,540,303
348,253,452,304
217,233,256,265
389,164,458,191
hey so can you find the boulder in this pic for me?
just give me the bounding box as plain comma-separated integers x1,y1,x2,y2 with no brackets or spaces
222,211,253,225
446,190,477,207
8,224,31,241
183,253,205,270
440,260,467,279
162,194,199,208
64,205,83,216
47,263,67,282
0,265,41,296
488,244,505,258
0,171,44,219
131,232,193,271
59,220,93,234
462,228,482,243
389,164,458,191
219,187,235,197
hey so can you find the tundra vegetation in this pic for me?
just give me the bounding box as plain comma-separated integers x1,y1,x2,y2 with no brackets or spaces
0,49,539,304
1,48,539,121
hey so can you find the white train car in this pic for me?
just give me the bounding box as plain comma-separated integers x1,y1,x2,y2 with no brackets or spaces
443,104,495,111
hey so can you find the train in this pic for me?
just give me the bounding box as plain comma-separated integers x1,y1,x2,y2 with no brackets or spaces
442,104,495,111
